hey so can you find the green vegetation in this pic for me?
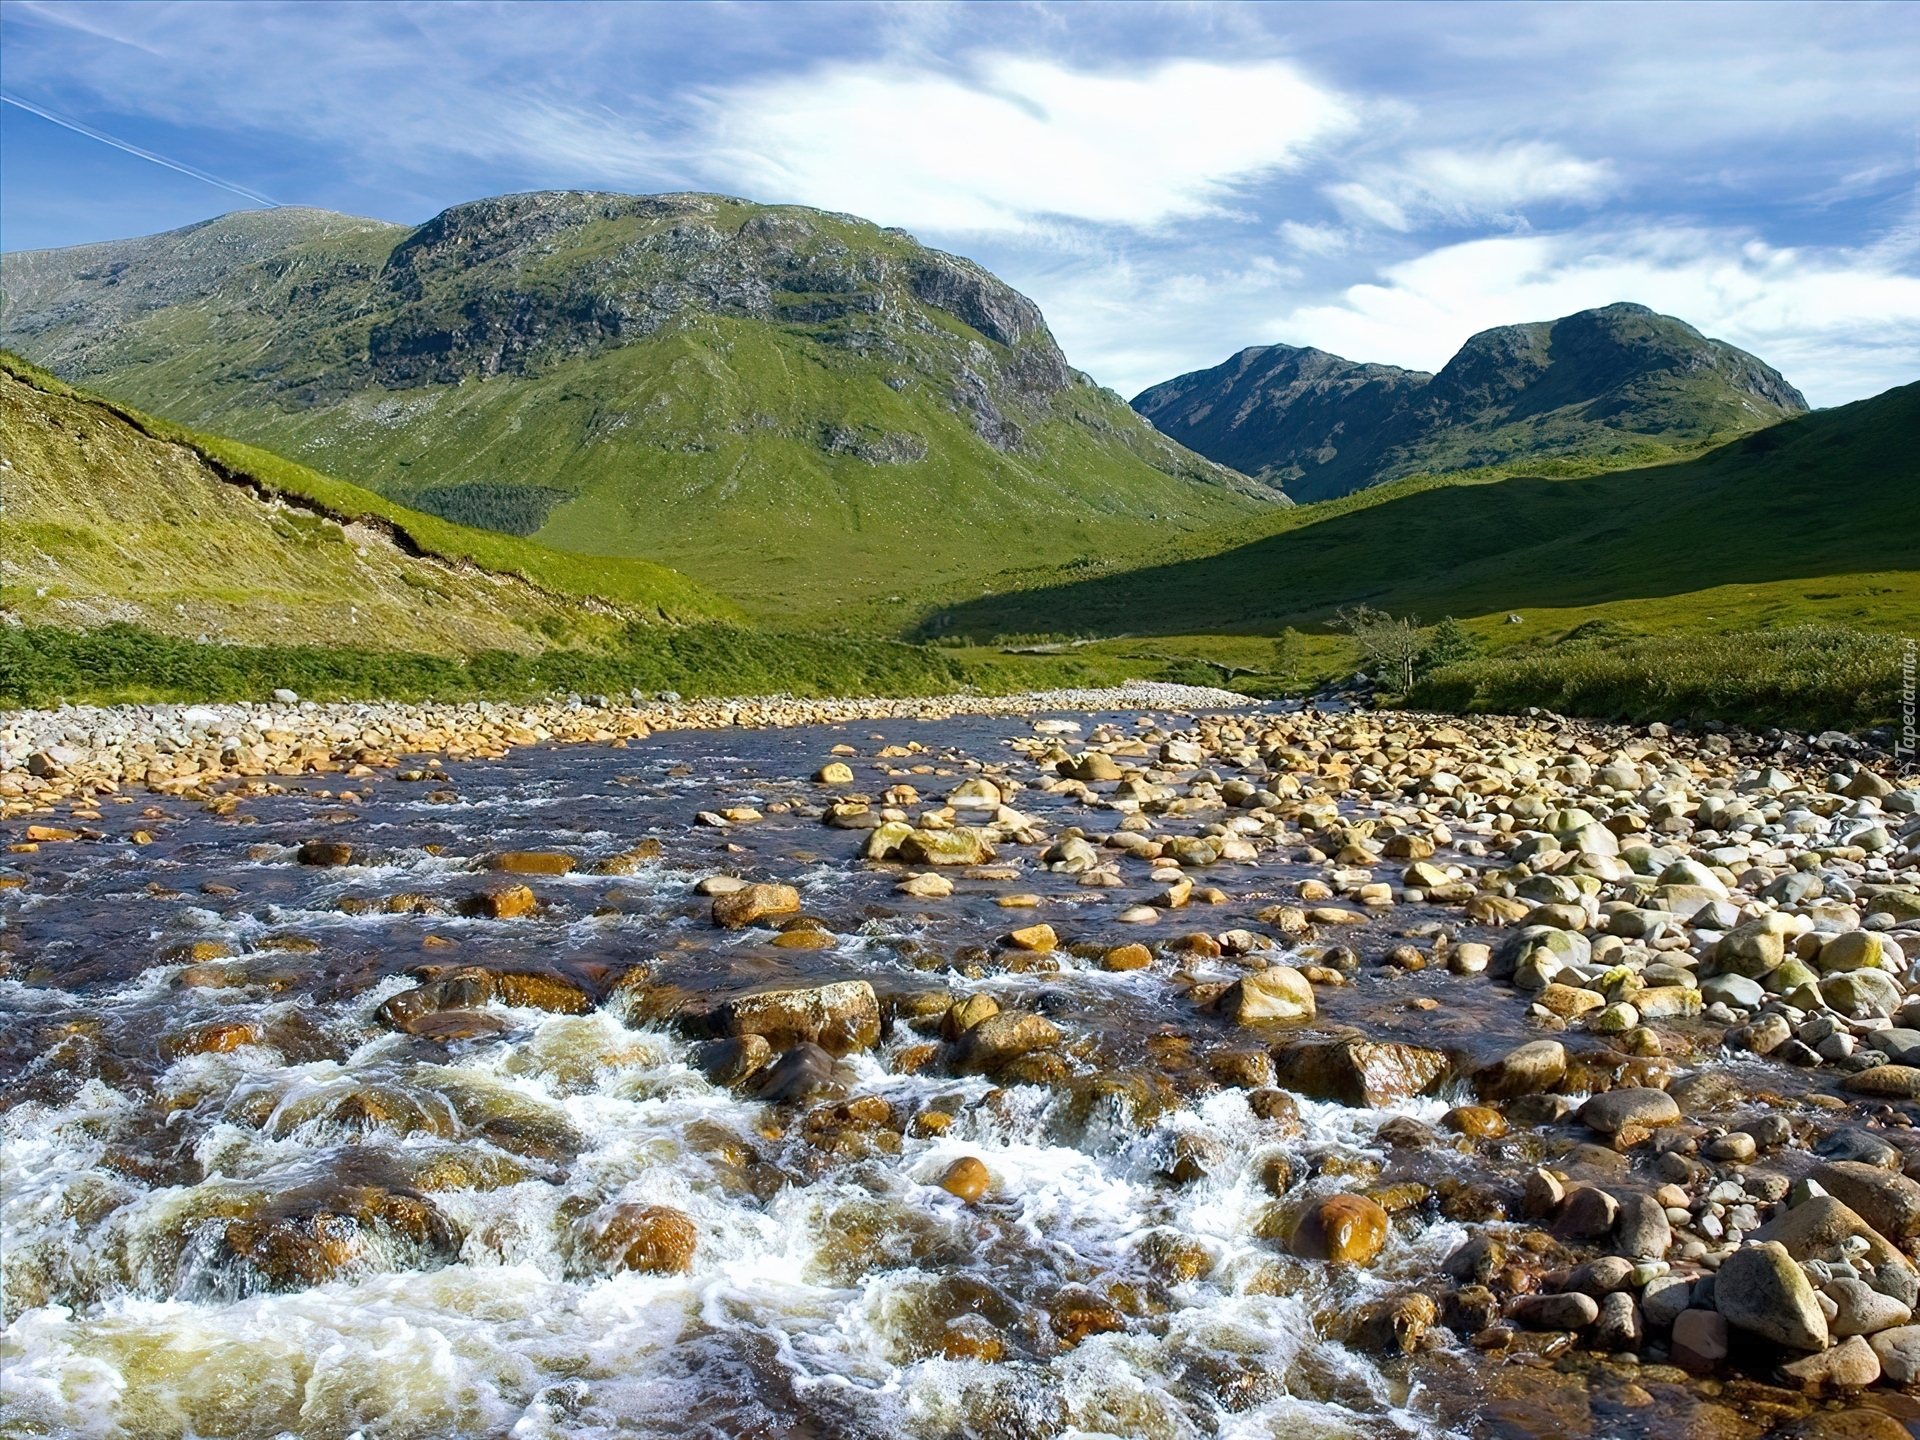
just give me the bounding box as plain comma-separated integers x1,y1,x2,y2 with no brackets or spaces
1,352,739,631
1410,626,1903,731
0,621,974,708
930,381,1920,641
2,196,1279,622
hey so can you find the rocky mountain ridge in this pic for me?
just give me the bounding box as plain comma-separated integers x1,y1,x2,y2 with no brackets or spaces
1132,303,1809,503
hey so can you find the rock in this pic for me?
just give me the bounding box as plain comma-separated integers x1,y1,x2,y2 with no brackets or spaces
1005,923,1057,952
1272,1039,1449,1107
1101,943,1153,971
1522,1168,1566,1218
459,883,538,919
1867,1028,1920,1065
297,840,354,866
1217,966,1316,1025
714,981,880,1055
1476,1040,1568,1100
1819,930,1885,972
712,883,802,928
1247,1088,1303,1129
1536,983,1607,1018
1593,1291,1644,1350
1671,1308,1729,1369
897,872,953,899
1441,1105,1508,1139
1716,920,1787,976
1824,968,1903,1017
1567,1255,1635,1295
1754,1195,1917,1277
814,762,855,784
1843,1065,1920,1099
486,850,576,875
1509,1292,1599,1330
695,1034,771,1086
1579,1087,1680,1136
754,1043,840,1104
1049,1286,1126,1348
1868,1324,1920,1385
1811,1161,1920,1239
1777,1334,1880,1394
1824,1277,1910,1336
582,1203,697,1275
901,827,996,866
946,777,1003,808
862,821,915,861
1643,1274,1694,1328
1450,941,1492,975
936,1156,991,1201
1555,1186,1620,1241
1715,1240,1830,1351
1613,1192,1673,1259
950,1013,1063,1073
1706,1132,1758,1164
1701,973,1767,1009
1291,1194,1390,1265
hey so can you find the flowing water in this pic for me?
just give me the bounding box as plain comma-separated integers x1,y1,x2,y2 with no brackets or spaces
0,710,1721,1439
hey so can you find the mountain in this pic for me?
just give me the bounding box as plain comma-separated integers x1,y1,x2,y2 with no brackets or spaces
1131,303,1809,503
2,194,1284,621
1,352,737,652
931,379,1919,639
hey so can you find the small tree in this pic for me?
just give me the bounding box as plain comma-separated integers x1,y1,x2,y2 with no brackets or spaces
1418,616,1481,676
1270,627,1307,686
1330,605,1423,693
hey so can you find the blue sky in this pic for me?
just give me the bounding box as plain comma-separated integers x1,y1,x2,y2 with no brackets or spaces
3,1,1916,405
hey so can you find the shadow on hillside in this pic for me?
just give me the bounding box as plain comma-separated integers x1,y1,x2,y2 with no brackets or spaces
927,383,1920,639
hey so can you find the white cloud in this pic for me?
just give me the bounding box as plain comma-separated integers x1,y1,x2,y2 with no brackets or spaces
1275,229,1920,406
1279,220,1350,255
1327,142,1616,232
693,56,1355,234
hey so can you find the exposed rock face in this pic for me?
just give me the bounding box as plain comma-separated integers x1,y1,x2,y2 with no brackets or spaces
1132,303,1807,501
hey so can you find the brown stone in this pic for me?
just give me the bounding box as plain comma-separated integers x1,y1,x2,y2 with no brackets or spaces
1442,1105,1509,1139
1006,923,1057,952
714,980,881,1056
459,883,538,919
1273,1039,1450,1108
1291,1193,1391,1265
297,840,353,866
712,883,802,928
584,1203,697,1275
1049,1286,1126,1347
1101,943,1153,971
937,1156,991,1201
487,850,575,875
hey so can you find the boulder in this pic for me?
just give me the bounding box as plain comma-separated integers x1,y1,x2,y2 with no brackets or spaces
1475,1040,1568,1100
1869,1324,1920,1386
1217,966,1316,1025
581,1203,697,1275
1777,1334,1880,1395
949,1013,1064,1073
1272,1039,1450,1108
1509,1292,1599,1331
1613,1192,1673,1259
1823,1277,1910,1337
1753,1195,1916,1278
713,981,880,1055
1811,1161,1920,1239
900,828,996,866
1290,1193,1390,1265
1714,1241,1829,1351
1671,1308,1729,1369
1578,1087,1680,1136
1843,1065,1920,1100
712,883,802,928
753,1043,840,1104
486,850,575,875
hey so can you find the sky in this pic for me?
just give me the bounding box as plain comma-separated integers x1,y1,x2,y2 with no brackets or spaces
2,1,1917,406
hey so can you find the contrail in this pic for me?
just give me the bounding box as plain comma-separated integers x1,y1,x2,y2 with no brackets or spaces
1,91,279,208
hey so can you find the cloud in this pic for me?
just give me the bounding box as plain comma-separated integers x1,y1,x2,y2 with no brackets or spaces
1275,228,1920,406
693,55,1356,233
1327,142,1617,233
1279,220,1350,255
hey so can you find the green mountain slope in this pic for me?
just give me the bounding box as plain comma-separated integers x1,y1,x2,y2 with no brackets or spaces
1132,303,1807,502
1,352,738,650
2,194,1285,620
931,380,1919,638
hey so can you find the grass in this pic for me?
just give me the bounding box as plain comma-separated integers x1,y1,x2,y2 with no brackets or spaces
0,621,976,708
3,198,1277,623
1409,625,1905,731
925,380,1920,642
0,351,739,623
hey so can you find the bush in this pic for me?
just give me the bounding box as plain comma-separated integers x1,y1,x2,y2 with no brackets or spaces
1417,617,1481,677
0,622,972,708
1407,625,1900,731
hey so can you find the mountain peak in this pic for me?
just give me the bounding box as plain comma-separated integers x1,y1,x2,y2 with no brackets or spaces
1132,302,1807,501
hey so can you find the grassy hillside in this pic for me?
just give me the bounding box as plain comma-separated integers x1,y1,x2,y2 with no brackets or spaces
928,380,1920,641
1,351,739,643
2,195,1283,620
